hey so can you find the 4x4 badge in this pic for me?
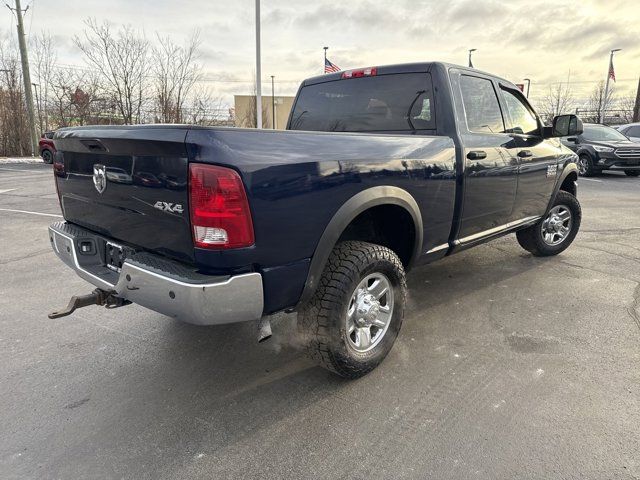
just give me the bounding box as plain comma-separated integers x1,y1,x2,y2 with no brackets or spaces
154,201,184,214
93,164,106,193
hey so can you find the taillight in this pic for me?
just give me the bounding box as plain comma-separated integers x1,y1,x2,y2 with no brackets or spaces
341,67,377,79
189,163,254,249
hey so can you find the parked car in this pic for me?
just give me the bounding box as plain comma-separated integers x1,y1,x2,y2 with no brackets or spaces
615,122,640,143
48,62,582,378
561,123,640,177
39,131,56,164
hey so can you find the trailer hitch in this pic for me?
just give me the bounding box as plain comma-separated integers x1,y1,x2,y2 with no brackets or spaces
48,288,130,319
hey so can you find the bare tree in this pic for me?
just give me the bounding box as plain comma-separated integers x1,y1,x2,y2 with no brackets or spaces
0,33,30,156
618,96,636,124
152,31,203,123
31,32,56,132
540,76,574,124
185,85,229,125
586,81,615,123
74,19,149,124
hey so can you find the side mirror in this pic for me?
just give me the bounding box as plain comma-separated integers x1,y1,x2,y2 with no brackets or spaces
549,114,583,137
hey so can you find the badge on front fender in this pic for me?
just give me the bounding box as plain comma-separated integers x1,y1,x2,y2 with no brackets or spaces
546,165,558,178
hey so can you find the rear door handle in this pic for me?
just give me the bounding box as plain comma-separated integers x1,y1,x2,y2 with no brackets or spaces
518,150,533,158
467,150,487,160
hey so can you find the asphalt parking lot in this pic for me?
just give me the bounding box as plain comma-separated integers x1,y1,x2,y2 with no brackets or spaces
1,161,639,479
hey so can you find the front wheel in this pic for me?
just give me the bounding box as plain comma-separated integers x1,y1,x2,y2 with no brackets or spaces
624,170,640,177
297,241,407,379
516,191,581,257
577,154,598,177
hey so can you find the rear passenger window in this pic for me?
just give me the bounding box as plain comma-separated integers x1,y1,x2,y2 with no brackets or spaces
459,75,505,134
627,126,640,137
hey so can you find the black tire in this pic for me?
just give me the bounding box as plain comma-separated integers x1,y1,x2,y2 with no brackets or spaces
577,154,597,177
516,191,581,257
41,149,53,164
297,241,407,379
624,170,640,177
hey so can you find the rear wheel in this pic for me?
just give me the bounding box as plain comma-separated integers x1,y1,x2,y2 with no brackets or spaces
624,170,640,177
516,191,581,257
577,154,597,177
297,241,407,379
41,149,53,164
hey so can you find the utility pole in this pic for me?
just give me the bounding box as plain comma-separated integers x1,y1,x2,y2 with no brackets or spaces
254,0,262,129
633,77,640,123
270,75,275,129
323,46,328,73
601,48,621,124
523,78,531,98
7,0,38,156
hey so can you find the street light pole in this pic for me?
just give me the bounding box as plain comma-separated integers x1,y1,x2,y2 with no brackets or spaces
270,75,275,129
255,0,262,129
468,49,476,68
602,48,621,124
523,78,531,98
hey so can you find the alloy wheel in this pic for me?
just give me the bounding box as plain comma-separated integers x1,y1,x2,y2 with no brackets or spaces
540,205,572,246
345,273,394,352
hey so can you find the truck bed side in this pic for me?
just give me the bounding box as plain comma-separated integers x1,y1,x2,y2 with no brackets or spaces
185,127,456,312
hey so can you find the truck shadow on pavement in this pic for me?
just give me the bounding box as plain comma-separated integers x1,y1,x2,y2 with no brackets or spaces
48,240,556,477
106,241,547,443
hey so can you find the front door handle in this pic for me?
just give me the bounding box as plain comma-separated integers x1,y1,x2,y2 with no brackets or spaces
518,150,533,158
467,150,487,160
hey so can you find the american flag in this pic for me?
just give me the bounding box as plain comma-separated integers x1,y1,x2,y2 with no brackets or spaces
608,57,616,82
325,58,340,74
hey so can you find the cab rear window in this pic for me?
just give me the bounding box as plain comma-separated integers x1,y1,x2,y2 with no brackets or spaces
289,73,435,132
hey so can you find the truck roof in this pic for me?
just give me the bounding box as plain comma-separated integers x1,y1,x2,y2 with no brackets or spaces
301,61,518,90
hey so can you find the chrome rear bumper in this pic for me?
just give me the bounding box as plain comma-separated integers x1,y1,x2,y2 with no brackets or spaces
49,222,264,325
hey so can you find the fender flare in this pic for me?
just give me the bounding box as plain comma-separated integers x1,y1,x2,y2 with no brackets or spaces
296,186,423,307
547,162,579,211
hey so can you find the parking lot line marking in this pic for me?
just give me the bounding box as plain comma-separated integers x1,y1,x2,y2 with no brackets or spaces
0,189,17,194
580,178,603,183
0,208,62,218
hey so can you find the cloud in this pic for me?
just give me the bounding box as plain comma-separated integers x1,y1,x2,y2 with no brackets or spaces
8,0,638,104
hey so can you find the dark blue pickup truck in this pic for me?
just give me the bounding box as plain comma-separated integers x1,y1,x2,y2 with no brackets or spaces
49,62,583,378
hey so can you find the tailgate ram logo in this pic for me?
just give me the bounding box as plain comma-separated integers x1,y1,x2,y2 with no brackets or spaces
154,201,184,214
93,164,107,193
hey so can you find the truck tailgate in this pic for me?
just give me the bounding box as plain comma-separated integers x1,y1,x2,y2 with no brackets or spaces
54,126,194,263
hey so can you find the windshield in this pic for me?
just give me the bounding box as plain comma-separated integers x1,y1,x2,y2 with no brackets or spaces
289,73,435,132
582,124,628,142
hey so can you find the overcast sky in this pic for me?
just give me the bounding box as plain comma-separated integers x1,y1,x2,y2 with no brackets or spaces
4,0,639,108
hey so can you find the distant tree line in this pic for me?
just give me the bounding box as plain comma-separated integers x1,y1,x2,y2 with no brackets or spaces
534,72,635,125
0,19,231,157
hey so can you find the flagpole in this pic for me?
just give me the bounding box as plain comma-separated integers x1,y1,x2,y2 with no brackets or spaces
323,46,328,73
255,0,262,129
602,48,621,124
